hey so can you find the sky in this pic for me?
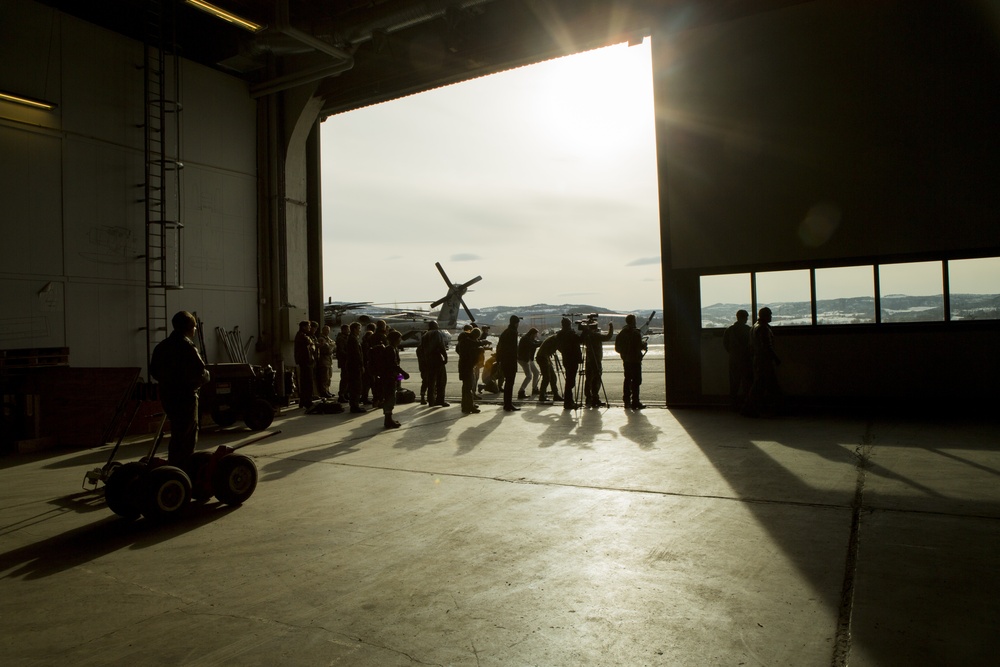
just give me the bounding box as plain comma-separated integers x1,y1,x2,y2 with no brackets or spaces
320,39,662,314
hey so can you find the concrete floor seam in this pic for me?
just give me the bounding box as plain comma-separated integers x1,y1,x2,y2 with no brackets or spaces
252,451,859,514
831,422,874,667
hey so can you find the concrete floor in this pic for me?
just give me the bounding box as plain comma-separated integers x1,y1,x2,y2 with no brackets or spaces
2,401,999,666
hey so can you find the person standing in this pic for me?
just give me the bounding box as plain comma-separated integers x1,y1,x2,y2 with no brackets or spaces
315,324,336,398
615,313,647,410
294,320,316,408
457,327,484,414
335,324,350,402
374,330,409,428
344,322,367,413
149,310,210,471
745,306,781,416
723,309,752,410
555,317,582,410
516,327,541,400
581,321,614,408
420,321,450,407
535,333,562,404
497,315,521,411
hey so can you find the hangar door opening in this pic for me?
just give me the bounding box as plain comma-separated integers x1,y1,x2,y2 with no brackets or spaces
320,39,666,404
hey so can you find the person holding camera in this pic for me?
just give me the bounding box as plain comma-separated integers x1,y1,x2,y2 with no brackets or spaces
581,320,614,408
555,317,582,410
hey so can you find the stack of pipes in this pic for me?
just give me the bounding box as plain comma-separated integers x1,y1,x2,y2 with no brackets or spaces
216,326,253,364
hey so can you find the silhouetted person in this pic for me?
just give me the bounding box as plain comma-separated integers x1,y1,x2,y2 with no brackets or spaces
745,306,781,416
420,321,449,407
615,313,647,410
335,324,350,402
723,309,752,410
535,333,562,403
555,317,582,410
581,321,613,408
344,322,366,413
374,330,409,428
517,327,541,399
294,320,316,408
458,327,485,413
361,323,376,406
315,324,335,398
498,315,521,411
149,310,210,471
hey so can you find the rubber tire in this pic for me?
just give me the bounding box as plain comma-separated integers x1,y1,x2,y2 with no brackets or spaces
104,462,146,519
243,398,275,431
187,451,215,501
141,465,192,520
211,405,239,427
212,454,258,506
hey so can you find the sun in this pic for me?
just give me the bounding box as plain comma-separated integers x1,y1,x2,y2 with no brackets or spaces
529,39,655,160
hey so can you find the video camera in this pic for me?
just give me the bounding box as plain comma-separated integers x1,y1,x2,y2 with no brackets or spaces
575,313,600,329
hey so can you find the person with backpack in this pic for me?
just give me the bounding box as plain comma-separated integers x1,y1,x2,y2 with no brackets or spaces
615,313,648,410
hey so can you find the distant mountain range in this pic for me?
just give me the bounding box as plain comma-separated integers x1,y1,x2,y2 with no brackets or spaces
470,304,661,332
338,302,662,332
336,293,999,331
701,293,1000,328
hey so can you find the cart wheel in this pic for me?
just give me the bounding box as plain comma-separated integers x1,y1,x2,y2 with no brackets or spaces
141,466,192,520
213,454,258,506
187,452,215,501
211,405,239,427
243,398,275,431
104,462,146,519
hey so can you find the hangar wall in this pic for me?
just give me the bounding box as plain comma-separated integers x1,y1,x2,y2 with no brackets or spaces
0,0,258,372
654,0,1000,407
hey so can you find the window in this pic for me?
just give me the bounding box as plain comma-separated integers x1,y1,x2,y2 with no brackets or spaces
815,266,875,324
699,273,751,328
755,269,811,326
699,256,999,329
948,257,1000,321
878,261,944,323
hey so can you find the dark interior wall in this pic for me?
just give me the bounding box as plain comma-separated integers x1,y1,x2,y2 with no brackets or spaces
653,0,1000,406
657,0,1000,270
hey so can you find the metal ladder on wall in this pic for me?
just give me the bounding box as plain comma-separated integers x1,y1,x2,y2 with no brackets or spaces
141,0,183,371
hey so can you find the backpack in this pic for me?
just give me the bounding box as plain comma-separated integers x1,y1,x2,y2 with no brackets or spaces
614,329,626,355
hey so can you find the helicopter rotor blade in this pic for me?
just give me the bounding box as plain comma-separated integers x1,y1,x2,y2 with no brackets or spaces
435,262,453,287
461,298,476,323
459,275,482,291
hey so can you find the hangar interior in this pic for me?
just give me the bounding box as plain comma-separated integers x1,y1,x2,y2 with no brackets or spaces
1,0,998,415
3,3,1000,665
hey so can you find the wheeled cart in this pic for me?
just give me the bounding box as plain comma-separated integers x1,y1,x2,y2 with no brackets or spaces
101,418,275,521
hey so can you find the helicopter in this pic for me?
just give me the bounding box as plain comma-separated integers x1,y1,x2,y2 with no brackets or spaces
324,262,484,346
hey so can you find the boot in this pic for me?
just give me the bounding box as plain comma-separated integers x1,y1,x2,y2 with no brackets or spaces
538,392,547,403
517,390,527,400
384,413,401,429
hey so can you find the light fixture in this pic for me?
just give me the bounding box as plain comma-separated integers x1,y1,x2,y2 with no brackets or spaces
0,91,57,110
185,0,264,33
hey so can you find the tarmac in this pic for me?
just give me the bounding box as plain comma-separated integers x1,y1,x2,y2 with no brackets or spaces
2,395,999,666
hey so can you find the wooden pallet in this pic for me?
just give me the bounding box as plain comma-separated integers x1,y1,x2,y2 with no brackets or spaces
0,348,70,375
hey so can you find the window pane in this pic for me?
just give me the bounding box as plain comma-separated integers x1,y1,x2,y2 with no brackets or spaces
879,261,943,323
700,273,751,328
949,257,1000,321
815,266,875,324
755,269,811,326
